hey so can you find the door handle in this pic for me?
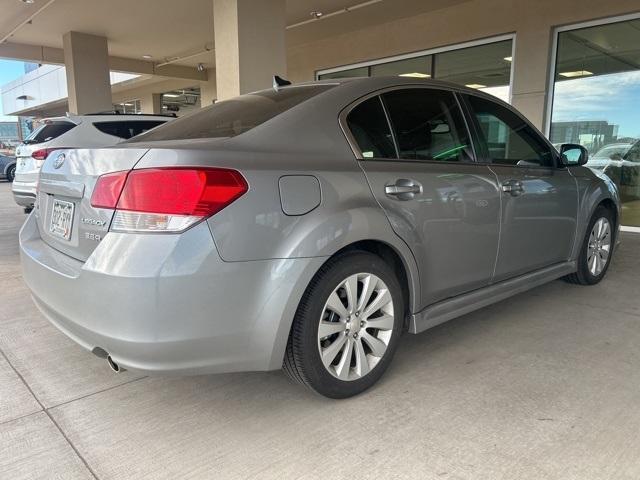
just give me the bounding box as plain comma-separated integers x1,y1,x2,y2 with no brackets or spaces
385,179,422,200
501,180,524,196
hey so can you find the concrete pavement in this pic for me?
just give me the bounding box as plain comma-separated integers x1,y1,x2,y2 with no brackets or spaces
1,180,639,480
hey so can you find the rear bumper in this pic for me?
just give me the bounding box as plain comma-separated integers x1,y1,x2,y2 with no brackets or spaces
20,214,326,374
12,180,37,207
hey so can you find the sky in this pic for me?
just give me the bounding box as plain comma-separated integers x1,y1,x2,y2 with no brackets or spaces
551,71,640,140
0,59,26,121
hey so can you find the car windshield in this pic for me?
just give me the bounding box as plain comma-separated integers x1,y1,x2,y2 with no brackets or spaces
592,144,631,160
23,121,76,145
127,85,335,142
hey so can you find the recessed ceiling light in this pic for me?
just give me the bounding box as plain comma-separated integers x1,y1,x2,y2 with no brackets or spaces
399,72,431,78
465,83,487,89
20,0,35,4
310,11,323,18
559,70,593,78
503,56,512,62
142,54,152,60
163,93,180,98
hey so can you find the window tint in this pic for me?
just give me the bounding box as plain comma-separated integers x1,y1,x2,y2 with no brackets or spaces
128,85,334,142
382,89,472,161
346,96,396,159
23,121,75,145
466,95,554,167
94,120,167,139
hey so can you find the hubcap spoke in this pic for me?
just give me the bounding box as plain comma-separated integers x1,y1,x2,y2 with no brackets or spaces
326,291,348,319
321,334,347,367
362,289,391,319
335,338,354,379
361,331,387,357
354,339,370,377
318,320,346,338
365,314,394,331
357,274,377,312
345,274,359,314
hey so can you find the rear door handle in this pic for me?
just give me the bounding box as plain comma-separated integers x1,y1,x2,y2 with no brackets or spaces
501,180,524,196
385,179,422,200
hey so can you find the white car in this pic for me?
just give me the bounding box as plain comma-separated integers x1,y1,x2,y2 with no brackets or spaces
13,113,171,211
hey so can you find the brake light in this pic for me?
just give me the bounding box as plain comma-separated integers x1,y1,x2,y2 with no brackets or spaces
31,149,52,161
91,167,248,233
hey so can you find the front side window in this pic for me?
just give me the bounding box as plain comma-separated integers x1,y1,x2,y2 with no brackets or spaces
466,95,554,167
345,96,396,159
382,89,472,162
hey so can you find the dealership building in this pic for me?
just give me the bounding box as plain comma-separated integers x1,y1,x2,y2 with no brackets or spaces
1,0,639,227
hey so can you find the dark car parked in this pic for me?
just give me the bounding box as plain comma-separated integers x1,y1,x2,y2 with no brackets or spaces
0,155,16,182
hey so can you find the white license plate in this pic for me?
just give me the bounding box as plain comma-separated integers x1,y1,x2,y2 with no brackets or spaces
50,199,75,240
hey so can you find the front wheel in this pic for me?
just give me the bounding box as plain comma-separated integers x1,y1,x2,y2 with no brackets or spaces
283,251,404,398
565,206,615,285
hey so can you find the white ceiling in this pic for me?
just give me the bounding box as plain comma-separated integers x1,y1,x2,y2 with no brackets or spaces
0,0,471,69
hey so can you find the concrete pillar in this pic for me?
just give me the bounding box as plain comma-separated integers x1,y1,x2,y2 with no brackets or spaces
63,31,112,114
200,71,217,106
213,0,286,100
510,25,553,132
140,93,163,114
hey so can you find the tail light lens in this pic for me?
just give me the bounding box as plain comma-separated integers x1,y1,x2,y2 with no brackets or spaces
91,167,248,233
32,148,70,169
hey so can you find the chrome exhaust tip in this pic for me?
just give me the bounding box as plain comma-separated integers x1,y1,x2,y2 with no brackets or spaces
107,355,125,373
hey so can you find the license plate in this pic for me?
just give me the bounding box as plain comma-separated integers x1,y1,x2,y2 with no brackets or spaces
50,199,75,240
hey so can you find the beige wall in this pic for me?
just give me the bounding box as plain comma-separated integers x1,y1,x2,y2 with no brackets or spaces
287,0,640,130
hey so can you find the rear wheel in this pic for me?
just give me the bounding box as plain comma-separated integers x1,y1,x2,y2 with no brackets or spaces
565,206,615,285
283,251,404,398
6,164,15,182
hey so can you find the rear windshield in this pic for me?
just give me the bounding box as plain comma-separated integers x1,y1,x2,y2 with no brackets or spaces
24,121,75,144
128,85,334,142
93,120,167,139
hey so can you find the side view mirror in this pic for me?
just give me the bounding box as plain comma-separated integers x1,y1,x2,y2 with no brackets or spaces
560,143,589,166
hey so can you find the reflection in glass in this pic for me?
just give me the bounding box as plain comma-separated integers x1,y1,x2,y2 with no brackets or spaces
435,40,513,102
550,19,640,226
370,56,432,78
318,66,369,80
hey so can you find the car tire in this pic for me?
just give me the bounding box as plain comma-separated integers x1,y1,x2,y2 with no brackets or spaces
283,251,404,398
564,205,615,285
6,164,16,183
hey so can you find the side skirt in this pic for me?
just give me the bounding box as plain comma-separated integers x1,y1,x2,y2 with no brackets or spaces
409,261,576,334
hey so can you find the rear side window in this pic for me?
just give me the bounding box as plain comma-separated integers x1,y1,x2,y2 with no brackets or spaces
346,96,396,159
93,120,167,139
382,89,472,162
24,121,75,144
129,85,335,142
466,95,554,167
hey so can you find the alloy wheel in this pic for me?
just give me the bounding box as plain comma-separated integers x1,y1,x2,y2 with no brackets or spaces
317,273,394,381
587,217,611,276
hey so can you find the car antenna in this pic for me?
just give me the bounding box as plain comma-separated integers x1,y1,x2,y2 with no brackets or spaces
273,75,292,91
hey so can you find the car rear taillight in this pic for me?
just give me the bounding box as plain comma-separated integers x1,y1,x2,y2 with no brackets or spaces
32,148,67,161
91,167,248,233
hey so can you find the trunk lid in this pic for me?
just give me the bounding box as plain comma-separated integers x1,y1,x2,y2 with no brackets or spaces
35,147,149,261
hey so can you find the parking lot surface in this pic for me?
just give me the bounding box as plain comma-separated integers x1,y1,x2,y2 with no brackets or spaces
1,180,639,479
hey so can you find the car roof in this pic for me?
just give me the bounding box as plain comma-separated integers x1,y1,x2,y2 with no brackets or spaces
42,114,173,124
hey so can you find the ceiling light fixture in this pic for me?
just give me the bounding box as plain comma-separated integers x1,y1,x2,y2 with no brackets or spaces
310,11,323,18
20,0,35,4
559,70,593,78
163,93,181,98
503,56,512,62
399,72,431,78
465,84,487,89
142,54,152,60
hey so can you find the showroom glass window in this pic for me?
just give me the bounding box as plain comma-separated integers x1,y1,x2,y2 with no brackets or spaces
550,18,640,226
318,38,513,102
382,89,472,162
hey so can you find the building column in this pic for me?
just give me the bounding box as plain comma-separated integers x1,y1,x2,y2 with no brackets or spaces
140,93,163,114
200,71,217,106
510,25,553,132
63,31,112,114
213,0,286,100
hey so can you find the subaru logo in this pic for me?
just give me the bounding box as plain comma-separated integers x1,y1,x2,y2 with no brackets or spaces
53,153,66,169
